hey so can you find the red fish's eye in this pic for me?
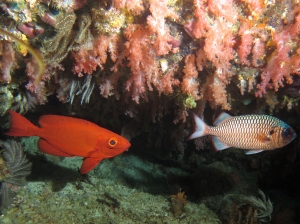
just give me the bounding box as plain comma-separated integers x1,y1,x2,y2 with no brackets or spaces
108,137,118,147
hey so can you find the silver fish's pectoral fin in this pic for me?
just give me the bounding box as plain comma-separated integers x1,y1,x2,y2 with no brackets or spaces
257,133,271,143
246,150,263,155
212,136,230,151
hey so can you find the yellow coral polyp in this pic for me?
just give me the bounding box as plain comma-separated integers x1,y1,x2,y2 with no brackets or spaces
93,7,127,35
121,8,134,24
110,14,125,28
184,95,197,109
16,34,29,56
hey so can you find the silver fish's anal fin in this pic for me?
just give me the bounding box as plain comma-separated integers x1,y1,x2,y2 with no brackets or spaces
213,112,232,126
185,113,208,140
246,150,263,155
212,136,230,151
257,133,271,143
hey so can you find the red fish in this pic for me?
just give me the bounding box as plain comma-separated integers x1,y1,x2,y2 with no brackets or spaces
5,110,131,174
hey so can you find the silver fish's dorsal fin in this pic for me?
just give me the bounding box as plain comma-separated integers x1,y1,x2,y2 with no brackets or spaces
213,112,232,126
212,136,230,151
246,150,263,155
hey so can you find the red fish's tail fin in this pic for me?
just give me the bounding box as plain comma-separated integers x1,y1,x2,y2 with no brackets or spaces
5,110,39,137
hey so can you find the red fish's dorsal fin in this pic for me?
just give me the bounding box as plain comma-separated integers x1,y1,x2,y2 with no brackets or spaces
39,114,99,129
213,112,232,126
80,157,102,174
39,115,78,127
5,110,39,136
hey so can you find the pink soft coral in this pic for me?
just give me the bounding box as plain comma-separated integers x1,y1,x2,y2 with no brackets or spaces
181,54,200,100
113,0,145,15
0,41,15,83
184,0,210,39
204,18,235,81
123,25,158,103
147,0,179,55
256,13,300,97
72,35,119,77
208,0,238,23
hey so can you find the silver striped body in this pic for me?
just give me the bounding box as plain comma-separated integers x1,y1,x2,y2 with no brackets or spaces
206,115,293,150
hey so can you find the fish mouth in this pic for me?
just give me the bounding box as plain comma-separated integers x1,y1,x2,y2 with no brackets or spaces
125,142,131,151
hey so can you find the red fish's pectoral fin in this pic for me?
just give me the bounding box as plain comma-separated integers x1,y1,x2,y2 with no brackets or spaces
38,139,73,157
246,150,263,155
257,133,271,143
212,136,230,151
80,157,102,174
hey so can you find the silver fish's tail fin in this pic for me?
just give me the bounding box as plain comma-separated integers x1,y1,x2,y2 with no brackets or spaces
185,113,208,140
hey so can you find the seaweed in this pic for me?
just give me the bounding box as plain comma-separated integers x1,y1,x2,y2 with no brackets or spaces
0,140,32,212
1,140,32,186
225,189,273,223
0,182,14,213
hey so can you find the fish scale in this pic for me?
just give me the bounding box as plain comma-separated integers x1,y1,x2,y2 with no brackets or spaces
187,112,296,154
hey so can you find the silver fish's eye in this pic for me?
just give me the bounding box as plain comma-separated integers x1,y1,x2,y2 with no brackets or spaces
282,128,293,138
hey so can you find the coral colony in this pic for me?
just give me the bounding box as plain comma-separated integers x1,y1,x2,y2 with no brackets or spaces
0,0,299,118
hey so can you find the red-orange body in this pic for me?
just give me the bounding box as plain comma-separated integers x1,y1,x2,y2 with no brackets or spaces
5,110,131,174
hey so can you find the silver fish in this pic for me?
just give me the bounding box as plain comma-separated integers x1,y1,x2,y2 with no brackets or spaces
187,112,296,154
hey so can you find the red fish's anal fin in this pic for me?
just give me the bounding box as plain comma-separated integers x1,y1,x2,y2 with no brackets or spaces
5,110,39,136
80,157,102,174
38,139,73,157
